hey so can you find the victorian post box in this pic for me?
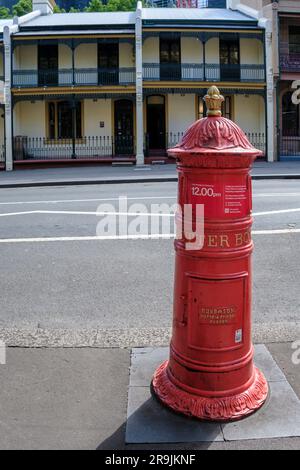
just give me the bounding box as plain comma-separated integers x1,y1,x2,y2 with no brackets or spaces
152,86,269,422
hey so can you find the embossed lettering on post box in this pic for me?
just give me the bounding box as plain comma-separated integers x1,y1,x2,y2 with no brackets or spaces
188,276,246,351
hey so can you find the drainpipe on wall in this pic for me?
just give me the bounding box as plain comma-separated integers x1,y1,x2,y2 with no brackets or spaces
260,17,275,163
4,9,43,171
135,1,144,165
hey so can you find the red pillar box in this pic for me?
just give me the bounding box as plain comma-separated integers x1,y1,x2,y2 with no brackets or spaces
152,86,268,422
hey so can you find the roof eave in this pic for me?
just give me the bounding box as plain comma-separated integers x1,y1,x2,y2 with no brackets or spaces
142,19,258,28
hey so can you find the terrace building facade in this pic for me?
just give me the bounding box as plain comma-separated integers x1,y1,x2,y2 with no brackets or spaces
278,1,300,159
0,0,270,170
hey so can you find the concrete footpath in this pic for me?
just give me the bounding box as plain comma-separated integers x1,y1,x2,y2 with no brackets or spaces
1,161,300,188
0,342,299,450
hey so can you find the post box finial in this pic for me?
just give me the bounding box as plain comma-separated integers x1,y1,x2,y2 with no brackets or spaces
204,86,225,117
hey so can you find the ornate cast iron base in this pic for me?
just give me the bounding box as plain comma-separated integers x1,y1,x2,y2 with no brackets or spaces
152,361,269,422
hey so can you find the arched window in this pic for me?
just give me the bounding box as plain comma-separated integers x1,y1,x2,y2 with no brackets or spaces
282,91,299,136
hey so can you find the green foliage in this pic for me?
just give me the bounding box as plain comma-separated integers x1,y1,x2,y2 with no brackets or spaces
84,0,105,12
84,0,137,12
0,6,12,18
106,0,137,11
0,0,139,19
12,0,32,17
53,5,66,13
69,7,80,13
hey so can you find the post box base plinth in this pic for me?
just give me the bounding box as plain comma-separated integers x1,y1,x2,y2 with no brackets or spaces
152,361,268,423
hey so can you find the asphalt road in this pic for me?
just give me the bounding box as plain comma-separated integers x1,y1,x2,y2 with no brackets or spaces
0,180,300,345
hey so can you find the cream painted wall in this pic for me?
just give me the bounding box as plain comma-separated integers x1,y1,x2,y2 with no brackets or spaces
167,94,196,134
234,95,265,133
83,99,112,137
240,38,264,65
181,37,202,64
14,45,38,70
143,37,159,64
119,43,135,68
14,100,113,138
206,38,220,64
14,101,46,137
75,43,97,69
59,44,72,69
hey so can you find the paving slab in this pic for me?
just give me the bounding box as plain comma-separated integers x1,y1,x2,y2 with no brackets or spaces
222,381,300,441
0,348,130,450
267,342,300,400
126,345,300,444
126,386,223,444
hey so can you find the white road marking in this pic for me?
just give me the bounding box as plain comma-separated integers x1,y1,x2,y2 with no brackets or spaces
253,229,300,234
40,210,174,217
0,234,175,243
0,210,174,218
1,207,300,218
0,211,38,217
0,192,300,207
0,229,299,244
254,193,300,197
0,196,177,206
253,208,300,216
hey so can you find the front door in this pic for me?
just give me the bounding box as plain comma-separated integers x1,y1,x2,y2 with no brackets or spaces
146,96,166,153
38,44,58,86
114,100,134,155
220,39,240,82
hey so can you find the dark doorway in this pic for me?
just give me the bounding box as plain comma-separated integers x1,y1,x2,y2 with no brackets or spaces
98,42,119,85
220,38,240,81
146,95,166,153
160,36,181,81
282,91,299,136
114,100,134,155
38,44,58,86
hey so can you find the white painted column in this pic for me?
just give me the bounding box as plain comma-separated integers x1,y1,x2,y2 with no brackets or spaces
3,26,14,172
265,30,275,162
228,2,276,162
135,1,144,165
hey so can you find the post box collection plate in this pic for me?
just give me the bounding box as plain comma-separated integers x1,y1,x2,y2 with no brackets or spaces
151,87,269,422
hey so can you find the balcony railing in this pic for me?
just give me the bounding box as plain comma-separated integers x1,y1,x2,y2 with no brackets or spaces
143,63,265,82
145,131,265,156
245,132,266,155
280,53,300,73
12,68,136,88
13,136,135,160
280,41,300,72
12,64,265,87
